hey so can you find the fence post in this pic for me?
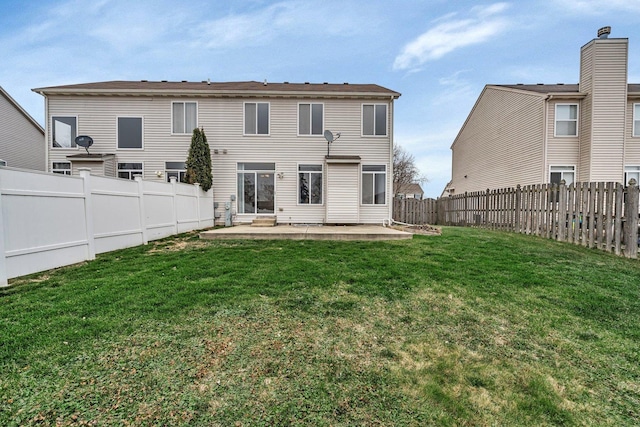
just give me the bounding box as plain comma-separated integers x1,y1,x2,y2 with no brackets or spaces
135,176,149,245
0,172,7,287
623,179,639,258
558,180,567,241
170,176,178,235
79,169,96,261
194,183,202,228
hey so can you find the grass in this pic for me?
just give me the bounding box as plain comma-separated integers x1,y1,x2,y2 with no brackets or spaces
1,227,639,426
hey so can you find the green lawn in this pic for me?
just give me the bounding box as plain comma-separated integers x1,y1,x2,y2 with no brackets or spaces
1,227,639,426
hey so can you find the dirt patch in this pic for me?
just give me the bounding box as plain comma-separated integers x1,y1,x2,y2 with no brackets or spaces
390,224,442,236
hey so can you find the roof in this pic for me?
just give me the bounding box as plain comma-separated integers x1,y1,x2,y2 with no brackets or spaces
0,86,44,134
496,83,640,96
33,80,401,99
396,183,424,195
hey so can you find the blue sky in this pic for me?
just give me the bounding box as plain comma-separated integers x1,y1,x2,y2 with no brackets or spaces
1,0,640,197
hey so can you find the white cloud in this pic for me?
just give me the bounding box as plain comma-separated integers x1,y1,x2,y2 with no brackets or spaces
393,2,511,71
551,0,640,14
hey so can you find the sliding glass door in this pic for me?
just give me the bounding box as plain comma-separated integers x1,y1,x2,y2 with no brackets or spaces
237,163,275,214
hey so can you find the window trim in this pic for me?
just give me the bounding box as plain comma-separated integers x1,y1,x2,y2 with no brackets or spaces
361,103,388,137
549,165,576,185
554,103,579,138
243,101,270,136
51,115,78,149
297,102,324,136
52,161,72,176
361,164,387,205
165,161,187,183
171,101,198,135
117,162,144,180
633,103,640,138
117,116,144,150
297,163,323,205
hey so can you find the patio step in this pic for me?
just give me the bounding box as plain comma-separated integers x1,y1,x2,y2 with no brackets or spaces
250,217,277,227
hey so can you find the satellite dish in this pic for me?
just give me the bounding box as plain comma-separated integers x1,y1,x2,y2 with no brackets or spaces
323,130,334,143
75,135,93,154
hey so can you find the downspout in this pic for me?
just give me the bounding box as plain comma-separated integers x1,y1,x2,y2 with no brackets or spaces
44,94,49,172
543,95,549,183
387,95,395,226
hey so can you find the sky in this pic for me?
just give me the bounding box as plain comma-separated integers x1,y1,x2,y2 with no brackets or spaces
1,0,640,198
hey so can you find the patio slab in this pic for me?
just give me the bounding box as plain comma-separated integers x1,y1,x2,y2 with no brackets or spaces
199,224,413,241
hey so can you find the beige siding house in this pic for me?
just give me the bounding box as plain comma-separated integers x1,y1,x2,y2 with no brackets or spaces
33,81,400,225
445,29,640,195
0,86,45,170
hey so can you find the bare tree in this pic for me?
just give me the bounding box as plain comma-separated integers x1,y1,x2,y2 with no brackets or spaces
393,144,427,196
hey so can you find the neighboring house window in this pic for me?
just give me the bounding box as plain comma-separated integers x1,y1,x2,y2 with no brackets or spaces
362,104,387,136
555,104,578,137
172,101,197,134
244,102,269,135
52,162,71,175
52,116,77,148
166,162,186,182
362,165,386,204
117,117,143,149
549,166,575,185
298,103,323,135
634,104,640,137
0,159,6,167
117,162,143,180
298,164,323,204
624,166,640,186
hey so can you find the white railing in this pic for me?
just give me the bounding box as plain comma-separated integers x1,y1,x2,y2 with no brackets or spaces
0,167,214,286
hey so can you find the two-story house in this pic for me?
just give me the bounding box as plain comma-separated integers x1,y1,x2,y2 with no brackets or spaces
444,27,640,195
33,80,400,225
0,86,45,170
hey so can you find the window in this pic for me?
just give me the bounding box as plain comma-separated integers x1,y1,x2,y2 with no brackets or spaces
118,162,143,180
237,163,275,214
166,161,186,182
362,104,387,136
555,104,578,137
52,162,71,175
298,103,323,135
0,159,6,167
117,117,143,149
362,165,386,204
244,102,269,135
634,104,640,137
172,102,197,134
52,116,77,148
549,166,575,185
624,166,640,186
298,164,322,204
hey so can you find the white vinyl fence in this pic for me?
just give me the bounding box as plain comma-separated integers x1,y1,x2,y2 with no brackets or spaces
0,167,214,286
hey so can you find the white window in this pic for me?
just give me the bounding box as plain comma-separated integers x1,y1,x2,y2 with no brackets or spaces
549,166,575,185
172,101,197,134
52,162,71,175
0,159,6,167
634,104,640,137
555,104,578,137
362,165,386,204
298,164,322,204
244,102,269,135
165,162,186,182
52,116,77,148
117,117,143,149
117,162,143,180
362,104,387,136
624,166,640,186
298,103,323,135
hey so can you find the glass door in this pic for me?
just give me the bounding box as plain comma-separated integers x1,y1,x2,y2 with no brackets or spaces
237,163,275,214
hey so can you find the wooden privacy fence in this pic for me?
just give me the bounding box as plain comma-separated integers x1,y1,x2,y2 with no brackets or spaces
393,181,640,258
392,197,438,225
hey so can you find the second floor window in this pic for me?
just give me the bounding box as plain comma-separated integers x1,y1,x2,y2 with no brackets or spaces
172,102,197,134
52,116,77,148
555,104,578,137
362,104,387,136
299,103,323,135
117,117,143,149
244,102,269,135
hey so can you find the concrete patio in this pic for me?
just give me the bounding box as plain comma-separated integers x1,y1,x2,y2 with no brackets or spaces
199,224,413,241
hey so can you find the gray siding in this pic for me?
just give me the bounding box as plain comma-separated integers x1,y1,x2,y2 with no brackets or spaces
0,88,45,170
546,99,581,173
450,87,545,194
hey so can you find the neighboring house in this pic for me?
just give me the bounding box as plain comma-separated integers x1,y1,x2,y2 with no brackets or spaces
33,80,400,225
395,182,424,199
445,27,640,195
0,86,45,170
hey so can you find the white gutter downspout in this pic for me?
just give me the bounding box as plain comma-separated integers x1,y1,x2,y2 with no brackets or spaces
388,95,395,226
543,95,549,183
